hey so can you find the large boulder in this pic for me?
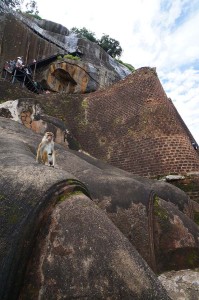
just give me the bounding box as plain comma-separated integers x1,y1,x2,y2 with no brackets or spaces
0,98,81,149
37,57,127,93
159,269,199,300
0,117,171,299
20,194,170,300
54,143,199,273
1,117,199,299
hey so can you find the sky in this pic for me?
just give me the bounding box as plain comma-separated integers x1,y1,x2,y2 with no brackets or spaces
35,0,199,143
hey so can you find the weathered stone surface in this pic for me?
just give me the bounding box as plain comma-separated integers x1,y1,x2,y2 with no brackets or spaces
0,117,171,299
0,3,199,296
77,174,158,271
0,13,62,70
159,269,199,300
0,3,130,94
191,200,199,226
20,194,170,300
0,119,90,299
139,179,194,218
0,99,69,146
38,58,123,93
55,148,199,273
166,173,199,205
31,17,70,36
1,117,199,299
153,197,199,273
0,79,36,101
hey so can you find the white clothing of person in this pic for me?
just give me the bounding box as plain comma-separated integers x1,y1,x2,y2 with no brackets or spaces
16,57,23,69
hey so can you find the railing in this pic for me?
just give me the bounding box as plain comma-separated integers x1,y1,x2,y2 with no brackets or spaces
2,65,42,94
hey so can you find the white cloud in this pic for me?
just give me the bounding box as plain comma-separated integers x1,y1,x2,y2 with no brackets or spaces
35,0,199,143
161,68,199,141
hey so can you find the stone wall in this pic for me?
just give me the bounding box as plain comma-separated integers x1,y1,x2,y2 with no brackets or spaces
170,174,199,204
69,67,199,177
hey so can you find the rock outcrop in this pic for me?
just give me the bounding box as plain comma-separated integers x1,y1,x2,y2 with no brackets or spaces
0,2,131,93
1,117,199,299
0,97,80,148
159,269,199,300
0,3,199,299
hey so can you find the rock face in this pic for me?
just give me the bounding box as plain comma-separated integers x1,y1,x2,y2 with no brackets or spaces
159,269,199,300
2,3,198,179
0,2,131,93
1,65,199,179
1,117,199,299
32,17,70,36
0,13,62,70
0,3,199,299
38,57,124,93
20,194,168,300
0,99,67,146
0,117,170,300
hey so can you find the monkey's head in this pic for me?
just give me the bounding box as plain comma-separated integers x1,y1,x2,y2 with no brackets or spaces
44,132,54,142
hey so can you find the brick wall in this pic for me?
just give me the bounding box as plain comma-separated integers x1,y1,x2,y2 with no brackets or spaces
170,175,199,204
65,67,199,177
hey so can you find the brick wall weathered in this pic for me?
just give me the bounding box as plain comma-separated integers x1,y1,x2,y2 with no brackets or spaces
72,67,199,177
170,174,199,204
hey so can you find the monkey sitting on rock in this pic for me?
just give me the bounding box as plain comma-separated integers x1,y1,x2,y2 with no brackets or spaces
36,132,55,167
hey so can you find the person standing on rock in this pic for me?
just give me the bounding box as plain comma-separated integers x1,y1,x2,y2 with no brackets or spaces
16,56,24,69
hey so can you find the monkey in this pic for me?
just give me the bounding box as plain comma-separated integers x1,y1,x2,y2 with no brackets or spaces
36,132,55,167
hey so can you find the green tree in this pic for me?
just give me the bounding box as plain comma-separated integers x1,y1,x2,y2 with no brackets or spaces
70,27,98,43
98,34,122,58
116,59,135,73
24,0,38,14
70,27,123,59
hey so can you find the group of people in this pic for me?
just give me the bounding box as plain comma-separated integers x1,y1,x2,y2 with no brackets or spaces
3,57,48,94
4,56,36,76
15,56,34,76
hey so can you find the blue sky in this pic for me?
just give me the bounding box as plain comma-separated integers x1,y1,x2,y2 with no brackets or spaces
35,0,199,143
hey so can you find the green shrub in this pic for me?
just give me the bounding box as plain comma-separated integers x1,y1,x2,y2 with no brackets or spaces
25,13,42,20
64,54,80,61
116,59,135,72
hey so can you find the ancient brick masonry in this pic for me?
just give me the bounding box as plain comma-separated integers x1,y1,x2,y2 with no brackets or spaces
77,67,199,177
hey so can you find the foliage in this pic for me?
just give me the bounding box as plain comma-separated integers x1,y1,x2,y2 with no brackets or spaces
98,34,122,58
70,27,122,58
57,54,80,61
24,0,38,14
116,59,135,72
154,196,169,221
70,27,98,43
63,54,80,61
2,0,39,14
25,12,42,19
